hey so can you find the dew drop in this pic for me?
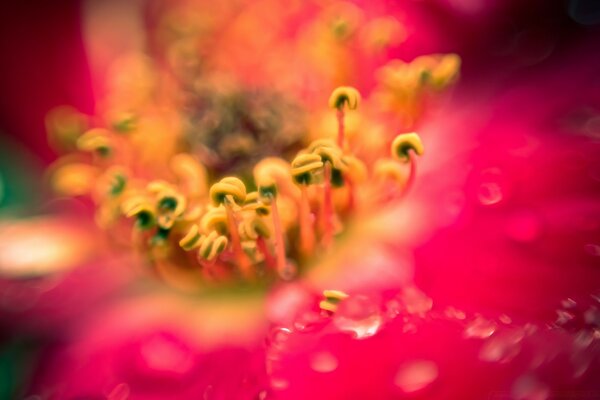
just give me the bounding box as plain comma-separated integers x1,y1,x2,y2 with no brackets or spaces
270,377,289,390
584,244,600,256
478,181,503,205
266,327,292,347
511,375,549,400
394,360,438,393
278,261,297,281
139,333,194,375
400,287,433,315
444,306,466,320
294,311,325,333
499,314,512,325
479,329,524,363
107,383,130,400
333,295,382,339
310,351,338,373
464,316,497,339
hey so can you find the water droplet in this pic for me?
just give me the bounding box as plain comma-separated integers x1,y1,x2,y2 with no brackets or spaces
478,181,503,205
310,351,338,373
556,309,575,326
561,298,577,309
584,244,600,256
294,311,325,333
333,295,382,339
279,261,297,281
270,377,289,390
266,327,292,348
444,306,466,320
257,390,268,400
511,375,549,400
400,287,433,315
107,383,130,400
584,305,600,326
499,314,512,324
464,316,497,339
479,329,524,363
394,360,438,393
139,333,194,375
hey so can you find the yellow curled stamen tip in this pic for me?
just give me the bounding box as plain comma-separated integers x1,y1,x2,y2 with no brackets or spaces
147,180,173,194
157,190,187,217
200,206,228,234
342,155,368,182
291,153,324,185
179,224,201,250
328,86,360,110
323,289,349,300
319,300,339,313
391,132,424,162
374,159,406,184
77,128,113,155
240,216,271,240
51,163,98,196
198,231,228,261
209,177,247,206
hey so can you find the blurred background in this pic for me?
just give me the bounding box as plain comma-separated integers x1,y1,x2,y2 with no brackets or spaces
0,0,599,399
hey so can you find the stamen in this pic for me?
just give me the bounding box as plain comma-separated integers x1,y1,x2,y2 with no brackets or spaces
209,177,252,278
329,86,360,148
319,289,349,313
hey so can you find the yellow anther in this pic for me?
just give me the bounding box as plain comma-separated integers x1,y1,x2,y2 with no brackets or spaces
122,196,156,230
239,215,271,241
170,153,208,198
243,192,271,215
254,157,295,199
329,86,361,110
391,133,424,162
291,153,323,185
373,159,407,184
209,177,247,206
323,289,349,301
197,231,229,261
77,128,113,156
96,166,128,199
179,224,202,251
46,106,88,151
319,289,349,313
431,53,461,89
342,155,367,183
307,139,345,170
156,190,186,217
51,163,98,196
146,180,174,194
200,206,228,234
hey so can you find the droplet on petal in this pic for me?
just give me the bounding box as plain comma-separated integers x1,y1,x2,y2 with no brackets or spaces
479,329,524,363
310,351,338,373
477,181,504,205
394,360,438,393
400,287,433,315
511,375,550,400
107,383,130,400
333,295,383,339
583,244,600,256
138,333,195,376
464,315,497,339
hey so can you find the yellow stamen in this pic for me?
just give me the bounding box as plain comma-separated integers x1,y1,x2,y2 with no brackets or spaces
391,132,424,162
320,289,349,312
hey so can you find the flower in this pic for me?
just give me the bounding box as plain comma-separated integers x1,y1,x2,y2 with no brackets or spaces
1,1,599,399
